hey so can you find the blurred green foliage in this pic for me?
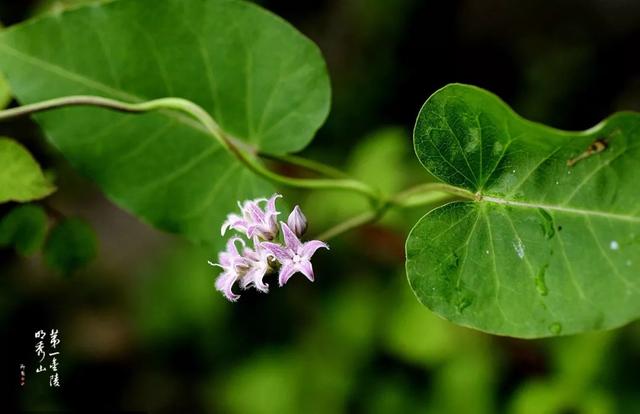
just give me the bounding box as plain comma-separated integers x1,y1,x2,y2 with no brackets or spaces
0,71,10,110
0,137,55,203
0,204,47,255
43,217,97,274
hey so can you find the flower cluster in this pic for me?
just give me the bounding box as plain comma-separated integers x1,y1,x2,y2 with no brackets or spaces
210,194,329,302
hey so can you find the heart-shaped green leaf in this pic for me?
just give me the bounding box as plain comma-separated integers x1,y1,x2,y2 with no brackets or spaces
0,0,330,242
407,84,640,338
0,137,55,203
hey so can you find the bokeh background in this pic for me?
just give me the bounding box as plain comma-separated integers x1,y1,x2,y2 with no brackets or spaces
1,0,640,412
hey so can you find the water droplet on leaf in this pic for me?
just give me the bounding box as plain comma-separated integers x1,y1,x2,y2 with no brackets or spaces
456,295,473,313
610,240,619,250
535,264,549,296
537,209,555,239
513,238,525,259
549,322,562,335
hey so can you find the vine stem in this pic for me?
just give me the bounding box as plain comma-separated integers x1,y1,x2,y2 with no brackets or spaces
258,152,349,179
315,183,473,241
0,95,230,148
0,95,380,201
0,95,473,240
315,211,378,241
391,182,474,207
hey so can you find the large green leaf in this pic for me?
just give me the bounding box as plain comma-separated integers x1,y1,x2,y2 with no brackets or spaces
0,0,330,242
0,137,55,203
407,84,640,338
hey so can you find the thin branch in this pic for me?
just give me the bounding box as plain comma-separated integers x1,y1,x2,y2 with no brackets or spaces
259,152,349,179
315,211,379,241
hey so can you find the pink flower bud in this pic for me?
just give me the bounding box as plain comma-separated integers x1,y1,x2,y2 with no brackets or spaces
287,205,307,237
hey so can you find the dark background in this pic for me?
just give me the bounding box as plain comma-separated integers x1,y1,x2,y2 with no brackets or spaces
1,0,639,413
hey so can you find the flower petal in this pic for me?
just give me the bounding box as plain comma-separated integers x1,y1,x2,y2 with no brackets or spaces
265,193,282,213
221,213,244,235
244,201,265,224
278,263,297,286
240,266,269,293
261,242,293,263
215,271,240,302
301,240,329,259
296,260,315,282
280,222,303,251
226,237,246,257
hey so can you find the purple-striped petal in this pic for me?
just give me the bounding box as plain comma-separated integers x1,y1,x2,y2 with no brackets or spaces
261,242,293,263
300,240,329,259
244,201,265,224
287,205,307,236
296,260,315,282
265,194,282,215
278,263,297,286
221,213,245,235
225,237,246,258
280,222,303,251
240,266,269,293
215,271,240,302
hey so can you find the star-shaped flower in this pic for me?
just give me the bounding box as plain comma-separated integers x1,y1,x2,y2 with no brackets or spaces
221,194,281,240
262,222,329,286
239,237,274,293
209,237,248,302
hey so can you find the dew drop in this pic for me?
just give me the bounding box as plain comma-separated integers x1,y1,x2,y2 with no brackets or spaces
492,141,503,156
610,240,619,250
512,169,516,174
626,260,632,267
549,322,562,335
535,264,549,296
537,209,555,239
456,295,473,313
486,250,490,255
555,181,559,185
513,238,525,259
